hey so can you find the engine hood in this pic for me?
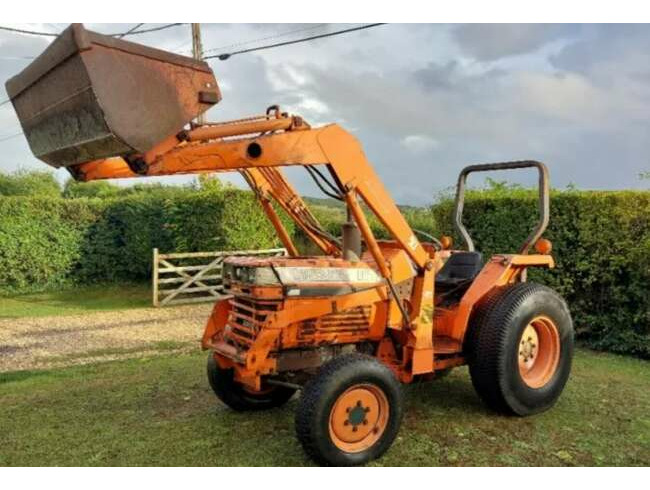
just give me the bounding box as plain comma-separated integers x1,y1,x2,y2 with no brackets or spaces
223,256,385,297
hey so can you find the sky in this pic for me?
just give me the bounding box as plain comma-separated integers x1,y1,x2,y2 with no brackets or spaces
1,23,649,205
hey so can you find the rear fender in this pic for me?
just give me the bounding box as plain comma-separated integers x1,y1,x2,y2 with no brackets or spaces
451,254,554,340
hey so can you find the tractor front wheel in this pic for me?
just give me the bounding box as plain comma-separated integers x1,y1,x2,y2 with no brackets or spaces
206,353,296,411
295,353,403,466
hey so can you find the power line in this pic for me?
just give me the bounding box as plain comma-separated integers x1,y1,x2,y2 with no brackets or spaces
0,23,186,112
0,23,184,39
175,24,330,56
204,23,387,61
0,25,57,37
116,23,145,39
0,131,23,143
109,23,185,37
202,23,328,54
0,55,35,61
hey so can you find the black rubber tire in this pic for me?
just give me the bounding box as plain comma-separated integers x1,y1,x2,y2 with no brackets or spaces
433,368,452,380
295,353,403,466
206,353,296,411
464,286,508,363
466,282,574,416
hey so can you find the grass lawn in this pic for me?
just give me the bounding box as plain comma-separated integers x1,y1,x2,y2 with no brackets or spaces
0,283,151,318
0,348,648,466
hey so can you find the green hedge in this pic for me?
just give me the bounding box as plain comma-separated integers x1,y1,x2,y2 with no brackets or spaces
1,187,648,358
433,191,650,358
0,189,292,291
0,197,90,291
309,204,438,239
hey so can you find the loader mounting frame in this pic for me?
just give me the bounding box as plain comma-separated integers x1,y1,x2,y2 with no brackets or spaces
70,108,554,389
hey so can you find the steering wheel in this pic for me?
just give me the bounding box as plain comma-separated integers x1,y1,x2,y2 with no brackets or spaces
413,228,443,251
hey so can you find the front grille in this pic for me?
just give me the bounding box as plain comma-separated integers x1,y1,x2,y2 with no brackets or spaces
299,305,371,340
223,296,281,350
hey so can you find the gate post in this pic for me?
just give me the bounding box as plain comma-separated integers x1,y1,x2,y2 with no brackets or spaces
152,248,159,307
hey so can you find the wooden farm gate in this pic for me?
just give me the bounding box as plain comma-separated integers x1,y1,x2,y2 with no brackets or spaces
152,248,287,307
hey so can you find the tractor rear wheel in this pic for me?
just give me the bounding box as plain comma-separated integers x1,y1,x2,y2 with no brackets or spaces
206,353,296,411
295,353,403,466
467,282,573,416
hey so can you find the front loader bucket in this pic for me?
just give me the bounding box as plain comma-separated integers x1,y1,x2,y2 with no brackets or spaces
5,23,220,168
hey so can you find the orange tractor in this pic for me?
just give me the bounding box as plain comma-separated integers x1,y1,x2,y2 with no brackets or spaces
7,25,574,466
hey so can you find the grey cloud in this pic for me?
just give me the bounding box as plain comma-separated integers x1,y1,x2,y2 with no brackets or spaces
453,24,575,61
264,49,650,202
0,23,648,205
413,60,506,92
550,24,650,85
413,60,459,90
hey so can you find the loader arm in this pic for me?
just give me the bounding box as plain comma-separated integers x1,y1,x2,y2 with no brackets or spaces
241,167,340,257
73,112,431,273
74,111,436,371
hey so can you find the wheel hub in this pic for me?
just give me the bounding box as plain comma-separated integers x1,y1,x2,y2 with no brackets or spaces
329,384,389,453
518,316,561,389
346,403,369,428
519,325,539,365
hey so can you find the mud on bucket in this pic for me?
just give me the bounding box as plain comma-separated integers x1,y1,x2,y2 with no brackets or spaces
5,23,220,169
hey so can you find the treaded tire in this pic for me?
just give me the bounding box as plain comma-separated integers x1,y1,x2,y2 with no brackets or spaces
206,353,295,411
433,368,452,380
464,286,508,363
466,282,574,416
295,353,403,466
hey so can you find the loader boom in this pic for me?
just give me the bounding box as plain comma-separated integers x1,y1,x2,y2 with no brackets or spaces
73,110,440,373
73,112,431,271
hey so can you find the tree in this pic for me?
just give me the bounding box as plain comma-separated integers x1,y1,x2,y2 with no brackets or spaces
63,179,121,199
195,173,231,192
0,169,60,197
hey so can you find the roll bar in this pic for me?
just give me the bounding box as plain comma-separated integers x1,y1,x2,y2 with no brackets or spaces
453,160,550,254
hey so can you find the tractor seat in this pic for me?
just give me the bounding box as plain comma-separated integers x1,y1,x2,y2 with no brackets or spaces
435,251,483,291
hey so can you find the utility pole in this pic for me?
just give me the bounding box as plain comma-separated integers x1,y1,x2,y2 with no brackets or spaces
191,23,205,125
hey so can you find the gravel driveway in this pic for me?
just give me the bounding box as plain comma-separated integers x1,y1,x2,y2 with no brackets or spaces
0,304,213,372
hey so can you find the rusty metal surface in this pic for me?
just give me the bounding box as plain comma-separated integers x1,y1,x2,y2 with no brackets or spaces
6,23,220,168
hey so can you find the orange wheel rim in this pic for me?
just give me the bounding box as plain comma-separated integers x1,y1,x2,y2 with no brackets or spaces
518,316,560,388
242,385,274,396
328,384,389,453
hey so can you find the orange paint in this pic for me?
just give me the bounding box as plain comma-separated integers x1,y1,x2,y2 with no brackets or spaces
73,109,556,390
328,384,389,453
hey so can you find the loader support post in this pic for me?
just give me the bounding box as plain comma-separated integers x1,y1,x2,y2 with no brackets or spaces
258,197,299,257
344,191,390,279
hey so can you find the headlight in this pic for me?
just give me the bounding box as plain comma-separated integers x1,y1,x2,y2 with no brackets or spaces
229,266,279,286
251,267,280,285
